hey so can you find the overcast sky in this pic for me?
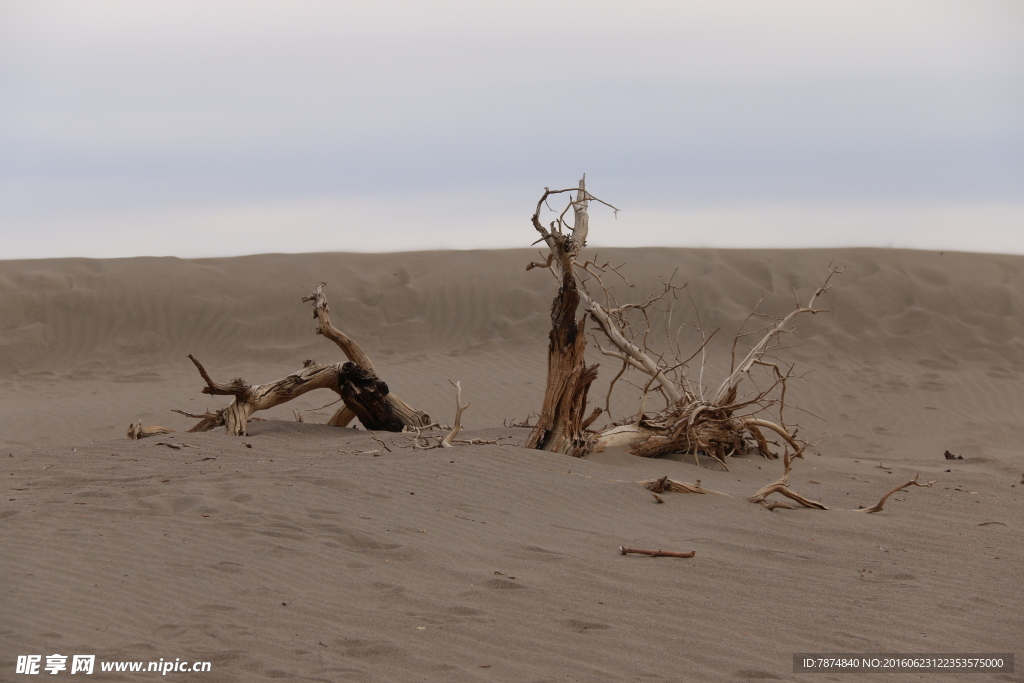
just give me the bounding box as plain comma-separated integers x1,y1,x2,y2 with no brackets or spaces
1,0,1022,259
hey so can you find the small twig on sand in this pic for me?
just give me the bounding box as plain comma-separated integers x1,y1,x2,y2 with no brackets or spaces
619,546,695,558
371,435,392,452
504,414,537,428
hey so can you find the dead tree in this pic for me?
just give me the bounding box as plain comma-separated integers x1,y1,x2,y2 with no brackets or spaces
520,178,934,512
524,177,605,456
171,283,430,436
526,177,837,474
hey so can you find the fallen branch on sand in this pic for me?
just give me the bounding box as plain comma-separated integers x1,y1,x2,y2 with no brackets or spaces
746,449,827,510
620,546,695,558
857,474,936,513
642,462,935,514
146,283,432,437
180,354,412,436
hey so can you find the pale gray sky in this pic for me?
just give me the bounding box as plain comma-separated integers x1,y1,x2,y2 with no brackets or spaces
1,0,1022,258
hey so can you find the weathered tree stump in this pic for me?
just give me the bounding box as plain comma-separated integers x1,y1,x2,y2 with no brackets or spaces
525,177,600,457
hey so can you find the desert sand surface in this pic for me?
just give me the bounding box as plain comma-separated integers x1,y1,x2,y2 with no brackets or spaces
2,248,1022,682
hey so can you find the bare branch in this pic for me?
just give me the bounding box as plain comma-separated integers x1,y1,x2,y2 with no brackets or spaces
859,474,936,513
712,266,842,405
187,354,250,397
301,283,376,371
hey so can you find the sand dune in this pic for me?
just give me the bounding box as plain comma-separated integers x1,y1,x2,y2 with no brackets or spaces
2,248,1023,458
2,248,1022,681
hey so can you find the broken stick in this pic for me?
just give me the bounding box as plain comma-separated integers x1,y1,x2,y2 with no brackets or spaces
619,547,695,558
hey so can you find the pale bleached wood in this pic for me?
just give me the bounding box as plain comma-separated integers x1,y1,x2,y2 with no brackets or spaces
126,423,174,440
441,380,469,448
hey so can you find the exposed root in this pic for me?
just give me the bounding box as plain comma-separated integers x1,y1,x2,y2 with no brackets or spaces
743,418,802,455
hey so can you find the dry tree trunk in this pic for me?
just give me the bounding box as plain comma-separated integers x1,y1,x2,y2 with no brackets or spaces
302,283,430,429
525,177,601,456
335,361,406,431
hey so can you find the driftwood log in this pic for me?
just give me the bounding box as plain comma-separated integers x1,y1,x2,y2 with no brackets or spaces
169,283,430,436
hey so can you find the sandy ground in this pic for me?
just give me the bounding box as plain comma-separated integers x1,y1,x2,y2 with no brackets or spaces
1,248,1022,681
